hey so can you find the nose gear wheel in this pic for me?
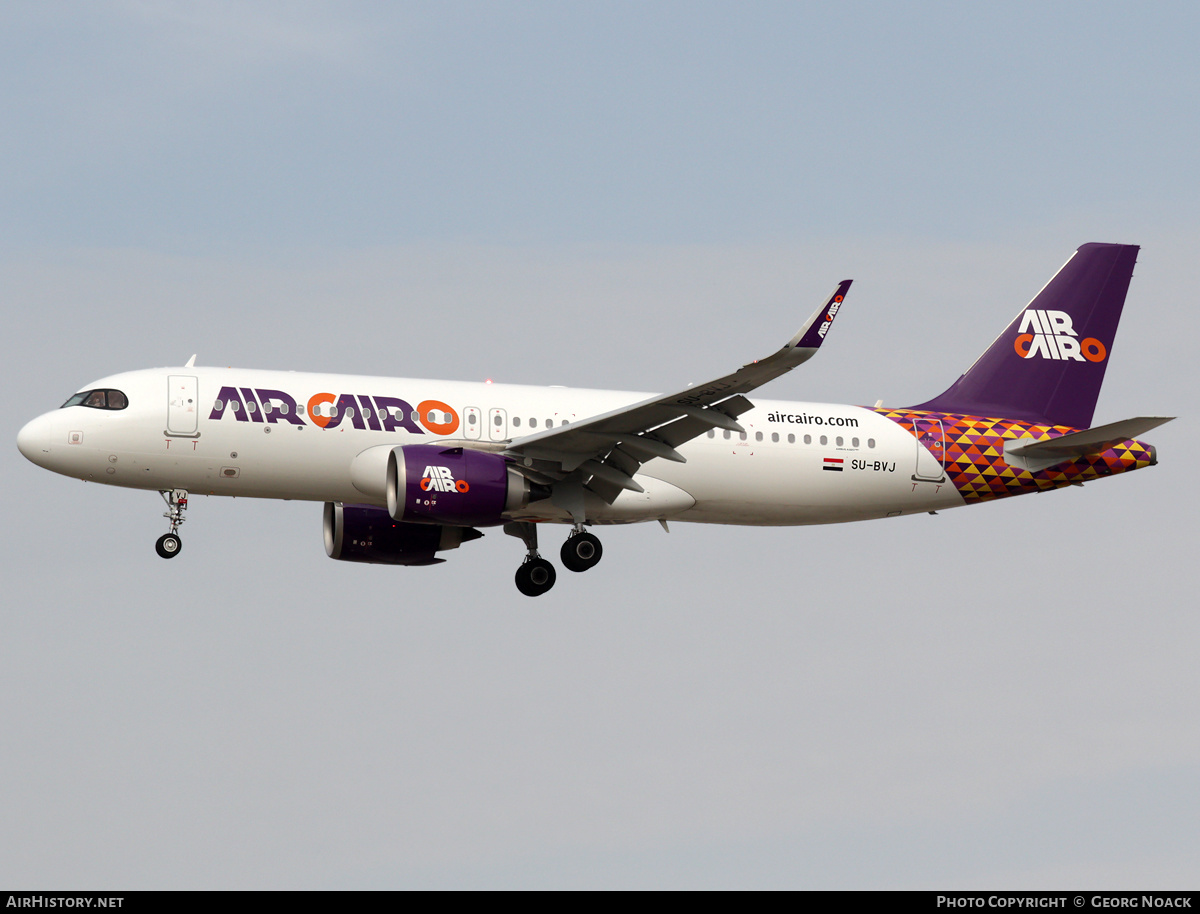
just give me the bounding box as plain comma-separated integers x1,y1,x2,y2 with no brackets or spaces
156,489,189,559
156,533,182,558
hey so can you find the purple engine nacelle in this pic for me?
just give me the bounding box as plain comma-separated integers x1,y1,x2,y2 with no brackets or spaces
387,445,545,527
324,502,483,565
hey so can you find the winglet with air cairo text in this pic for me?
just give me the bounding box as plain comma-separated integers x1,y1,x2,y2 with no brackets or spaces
793,280,853,351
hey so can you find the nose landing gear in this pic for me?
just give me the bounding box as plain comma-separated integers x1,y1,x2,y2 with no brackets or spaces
156,489,188,559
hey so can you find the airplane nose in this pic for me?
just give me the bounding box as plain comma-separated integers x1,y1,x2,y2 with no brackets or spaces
17,414,54,466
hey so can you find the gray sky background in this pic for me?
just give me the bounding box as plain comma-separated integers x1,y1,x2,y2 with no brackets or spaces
2,1,1197,889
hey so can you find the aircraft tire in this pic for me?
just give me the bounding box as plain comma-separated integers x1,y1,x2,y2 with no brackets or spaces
560,532,603,572
515,558,556,596
156,533,182,559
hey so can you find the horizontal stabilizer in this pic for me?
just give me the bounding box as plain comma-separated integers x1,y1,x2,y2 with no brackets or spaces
1004,416,1173,473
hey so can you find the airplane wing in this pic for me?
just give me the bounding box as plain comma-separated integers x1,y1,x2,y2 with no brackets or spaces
503,280,852,505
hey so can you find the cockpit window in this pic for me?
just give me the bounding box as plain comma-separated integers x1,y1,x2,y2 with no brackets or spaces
61,389,129,410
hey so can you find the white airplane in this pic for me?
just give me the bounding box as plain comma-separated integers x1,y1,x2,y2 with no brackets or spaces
17,243,1171,596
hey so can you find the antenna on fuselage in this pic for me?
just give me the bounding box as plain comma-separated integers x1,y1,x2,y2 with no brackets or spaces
184,354,197,368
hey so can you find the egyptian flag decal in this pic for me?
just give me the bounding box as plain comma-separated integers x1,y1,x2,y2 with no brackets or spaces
823,458,844,472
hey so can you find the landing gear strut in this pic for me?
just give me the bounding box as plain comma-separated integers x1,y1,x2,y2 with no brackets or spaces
560,527,603,572
505,522,556,597
156,489,188,559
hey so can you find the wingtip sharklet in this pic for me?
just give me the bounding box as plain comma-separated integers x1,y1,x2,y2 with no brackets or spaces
791,279,852,350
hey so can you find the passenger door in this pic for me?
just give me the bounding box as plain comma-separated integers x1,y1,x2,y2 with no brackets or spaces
166,375,199,436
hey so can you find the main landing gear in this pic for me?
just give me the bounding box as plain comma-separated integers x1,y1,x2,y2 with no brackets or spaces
560,528,603,572
156,489,188,559
507,522,556,597
505,523,604,596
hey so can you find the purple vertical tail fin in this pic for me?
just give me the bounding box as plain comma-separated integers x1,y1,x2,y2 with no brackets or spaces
912,243,1139,428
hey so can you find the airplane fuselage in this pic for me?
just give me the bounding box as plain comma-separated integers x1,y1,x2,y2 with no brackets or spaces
16,366,1155,529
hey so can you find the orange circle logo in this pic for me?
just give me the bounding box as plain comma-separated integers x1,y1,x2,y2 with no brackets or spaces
1014,333,1033,357
306,392,336,428
1081,337,1107,362
417,400,460,435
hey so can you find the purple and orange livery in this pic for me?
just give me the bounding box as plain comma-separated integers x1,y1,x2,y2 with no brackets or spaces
914,243,1137,429
876,409,1156,503
892,243,1163,504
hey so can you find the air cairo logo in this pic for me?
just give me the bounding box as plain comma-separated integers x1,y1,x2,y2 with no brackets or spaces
208,386,460,436
420,465,470,493
1013,309,1107,363
817,294,844,339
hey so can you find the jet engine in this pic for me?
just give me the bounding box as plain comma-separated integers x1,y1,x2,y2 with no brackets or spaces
324,502,482,565
386,444,548,526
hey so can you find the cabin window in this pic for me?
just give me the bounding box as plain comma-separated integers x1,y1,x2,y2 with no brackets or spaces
739,432,747,441
530,418,538,428
788,434,795,444
494,414,502,426
707,429,715,438
836,436,843,446
755,432,763,442
820,435,828,446
771,432,779,443
804,434,812,445
868,438,876,449
512,416,521,427
852,437,859,447
467,413,476,426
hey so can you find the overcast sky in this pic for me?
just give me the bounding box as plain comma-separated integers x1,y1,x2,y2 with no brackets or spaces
3,1,1197,889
